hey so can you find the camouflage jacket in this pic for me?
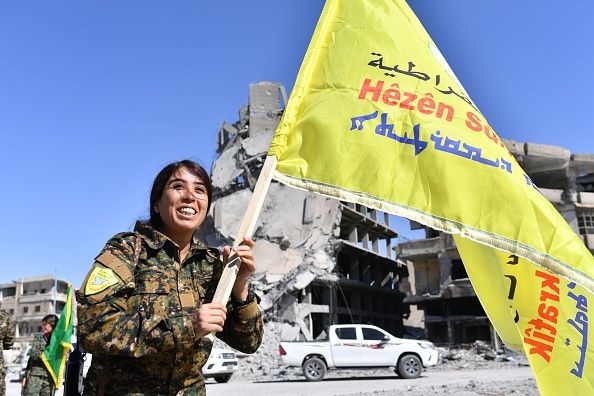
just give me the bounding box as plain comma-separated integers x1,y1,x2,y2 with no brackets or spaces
77,221,264,396
0,310,15,368
25,333,52,378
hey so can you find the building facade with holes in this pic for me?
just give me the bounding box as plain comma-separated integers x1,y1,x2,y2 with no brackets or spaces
198,82,410,341
0,275,70,343
396,141,594,346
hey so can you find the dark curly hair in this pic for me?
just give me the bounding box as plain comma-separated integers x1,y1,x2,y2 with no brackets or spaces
148,160,212,230
42,314,58,328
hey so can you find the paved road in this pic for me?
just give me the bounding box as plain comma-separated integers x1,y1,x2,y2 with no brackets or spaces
205,367,534,396
6,367,534,395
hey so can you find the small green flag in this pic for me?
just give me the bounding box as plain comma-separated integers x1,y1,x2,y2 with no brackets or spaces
41,285,74,387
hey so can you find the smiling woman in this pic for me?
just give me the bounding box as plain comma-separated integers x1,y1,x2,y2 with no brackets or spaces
149,161,212,260
75,160,264,396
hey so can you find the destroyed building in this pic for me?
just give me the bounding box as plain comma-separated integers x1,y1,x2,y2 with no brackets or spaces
0,275,70,343
199,81,594,346
198,82,409,341
397,141,594,345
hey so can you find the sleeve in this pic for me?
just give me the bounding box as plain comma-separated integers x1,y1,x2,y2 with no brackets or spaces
28,335,45,360
77,235,197,357
214,254,264,353
2,315,14,350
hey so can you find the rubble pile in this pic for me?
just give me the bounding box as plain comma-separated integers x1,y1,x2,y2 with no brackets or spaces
433,341,529,371
214,329,531,384
202,81,410,347
203,83,534,389
199,81,345,341
341,377,539,396
213,322,301,382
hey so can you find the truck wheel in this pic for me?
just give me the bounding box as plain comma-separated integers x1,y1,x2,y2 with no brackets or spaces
302,357,326,381
397,354,422,379
214,374,232,383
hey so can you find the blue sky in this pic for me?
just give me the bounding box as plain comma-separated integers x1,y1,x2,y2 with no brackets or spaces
1,1,592,286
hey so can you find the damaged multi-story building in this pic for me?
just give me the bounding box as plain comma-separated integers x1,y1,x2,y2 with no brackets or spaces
198,82,409,341
397,141,594,346
199,81,594,346
0,275,70,343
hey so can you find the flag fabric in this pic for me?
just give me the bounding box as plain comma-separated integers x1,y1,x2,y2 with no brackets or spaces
454,236,592,394
42,284,74,387
267,0,594,394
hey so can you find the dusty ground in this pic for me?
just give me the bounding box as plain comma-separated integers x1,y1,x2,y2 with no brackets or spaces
5,325,537,396
341,377,538,396
214,323,538,395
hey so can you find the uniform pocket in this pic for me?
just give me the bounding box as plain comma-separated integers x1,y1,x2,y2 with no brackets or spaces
194,283,206,305
136,270,171,294
135,270,171,318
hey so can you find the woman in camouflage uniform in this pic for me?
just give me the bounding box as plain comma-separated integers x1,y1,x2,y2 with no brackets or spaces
22,314,58,396
0,310,15,396
77,160,264,396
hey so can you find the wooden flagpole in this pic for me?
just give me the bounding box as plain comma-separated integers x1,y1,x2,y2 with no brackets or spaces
205,155,277,340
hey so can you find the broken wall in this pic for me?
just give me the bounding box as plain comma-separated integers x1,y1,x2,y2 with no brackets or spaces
397,139,594,346
201,82,408,342
198,82,344,339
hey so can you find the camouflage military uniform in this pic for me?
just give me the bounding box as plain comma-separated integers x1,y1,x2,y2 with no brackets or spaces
22,333,55,396
0,310,15,396
77,221,264,396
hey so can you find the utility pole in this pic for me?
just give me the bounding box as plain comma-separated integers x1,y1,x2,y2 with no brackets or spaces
53,269,57,314
14,278,21,338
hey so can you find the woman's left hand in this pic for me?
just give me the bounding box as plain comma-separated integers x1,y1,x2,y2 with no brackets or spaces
225,237,256,302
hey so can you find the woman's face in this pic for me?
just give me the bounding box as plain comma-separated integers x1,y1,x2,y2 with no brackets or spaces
154,167,209,241
42,321,53,336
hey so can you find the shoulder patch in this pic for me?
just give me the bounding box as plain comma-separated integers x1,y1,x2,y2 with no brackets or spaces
84,266,121,295
96,250,134,283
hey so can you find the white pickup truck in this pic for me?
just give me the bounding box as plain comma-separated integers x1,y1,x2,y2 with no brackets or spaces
201,347,239,383
279,324,439,381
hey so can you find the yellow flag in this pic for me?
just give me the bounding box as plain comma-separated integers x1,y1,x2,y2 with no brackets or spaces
268,1,594,394
455,238,594,394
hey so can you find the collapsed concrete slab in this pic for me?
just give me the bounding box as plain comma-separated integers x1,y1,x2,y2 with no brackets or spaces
397,139,594,346
199,82,408,341
202,83,594,355
210,143,243,191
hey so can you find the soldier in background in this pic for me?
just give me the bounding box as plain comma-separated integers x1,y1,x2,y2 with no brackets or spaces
0,310,15,396
77,160,264,395
22,314,58,396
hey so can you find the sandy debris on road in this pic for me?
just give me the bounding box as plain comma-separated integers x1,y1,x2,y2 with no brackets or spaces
341,377,538,396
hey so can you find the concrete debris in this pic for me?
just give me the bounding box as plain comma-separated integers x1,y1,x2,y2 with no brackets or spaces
294,270,317,290
199,82,591,357
210,143,242,190
251,239,304,275
242,134,272,157
254,259,336,323
213,323,533,392
200,82,409,346
398,135,594,345
310,250,334,270
279,322,300,341
211,189,253,240
201,83,556,395
435,342,529,371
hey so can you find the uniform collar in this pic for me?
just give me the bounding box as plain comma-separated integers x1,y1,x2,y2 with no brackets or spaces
134,221,208,251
